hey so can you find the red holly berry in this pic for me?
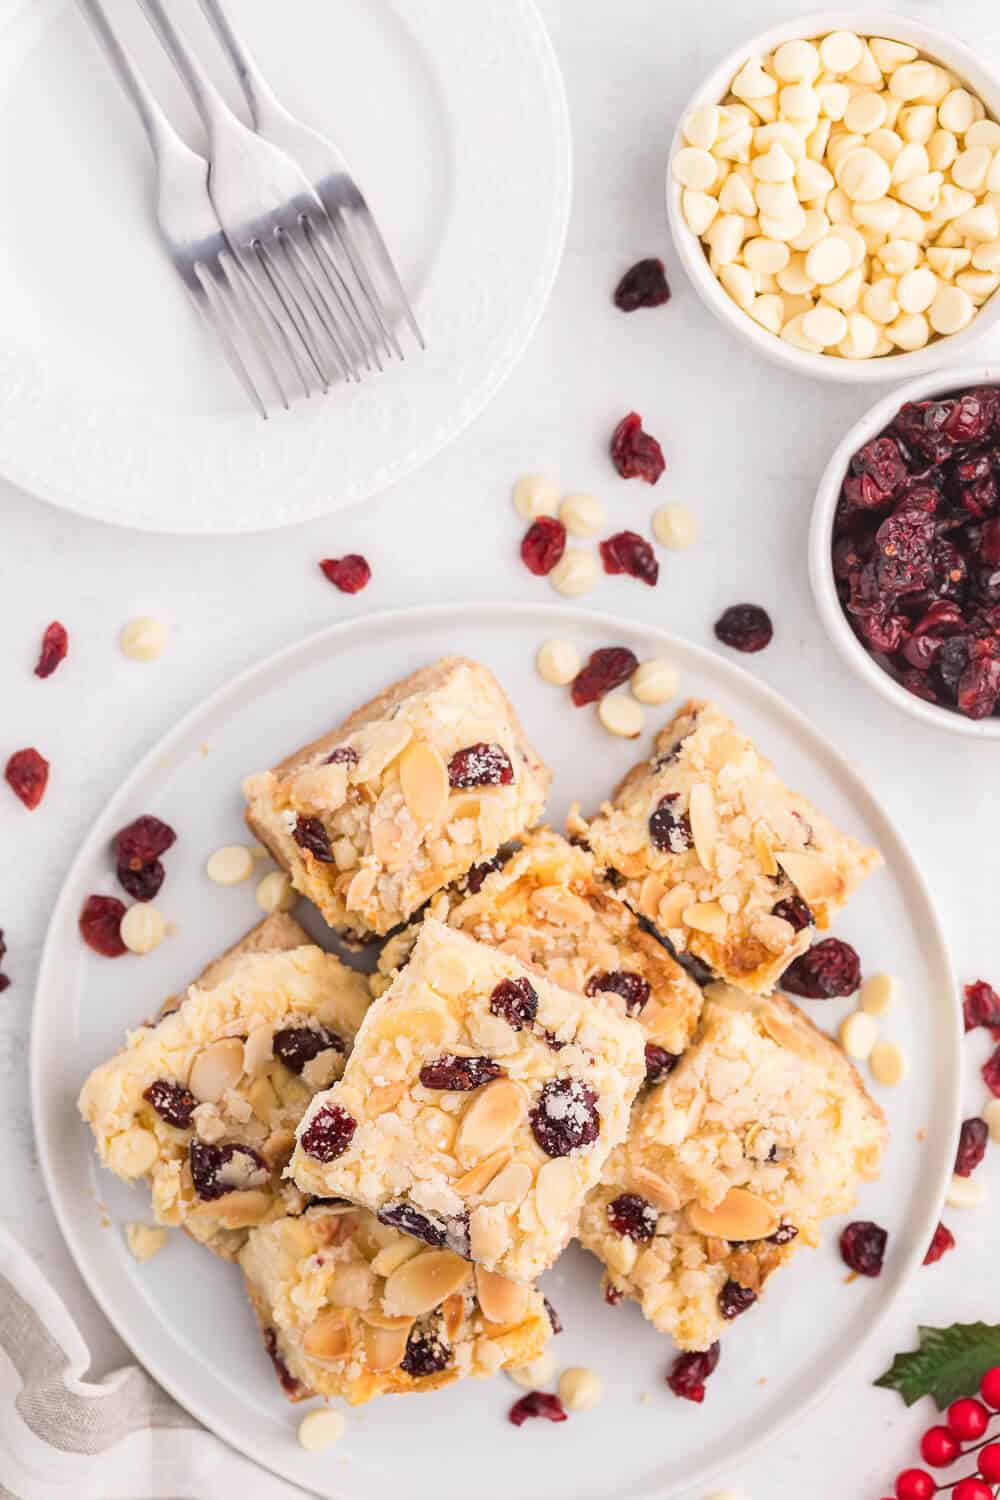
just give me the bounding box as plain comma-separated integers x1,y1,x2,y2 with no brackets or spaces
948,1397,989,1442
978,1443,1000,1484
920,1425,959,1466
981,1365,1000,1409
953,1479,992,1500
894,1470,935,1500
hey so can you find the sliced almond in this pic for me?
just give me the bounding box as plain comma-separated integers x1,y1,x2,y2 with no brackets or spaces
529,885,594,927
474,1265,529,1325
628,1166,680,1212
291,762,348,815
368,1081,407,1116
658,882,696,929
187,1188,272,1228
355,721,413,781
535,1156,579,1231
454,1146,513,1198
370,1238,422,1278
345,864,377,911
776,850,846,905
303,1307,354,1362
378,1001,455,1050
480,1159,534,1207
753,830,779,876
442,1291,466,1340
383,1250,471,1317
261,1129,296,1168
751,914,796,954
729,1248,761,1291
400,741,449,824
639,871,670,914
688,782,717,870
760,1011,825,1063
243,1025,275,1076
704,1236,728,1264
372,817,404,867
682,900,727,936
188,1037,245,1103
360,1308,415,1330
455,1079,527,1166
362,1319,411,1373
687,1187,780,1242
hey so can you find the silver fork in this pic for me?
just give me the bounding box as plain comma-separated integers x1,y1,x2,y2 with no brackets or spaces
76,0,301,418
134,0,377,389
196,0,424,358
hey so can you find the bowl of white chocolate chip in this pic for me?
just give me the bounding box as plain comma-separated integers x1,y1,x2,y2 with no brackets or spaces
666,13,1000,379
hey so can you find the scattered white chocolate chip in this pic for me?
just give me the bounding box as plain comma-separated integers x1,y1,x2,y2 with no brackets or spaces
120,903,166,956
652,502,699,549
119,616,168,663
869,1039,908,1087
549,548,598,598
297,1408,346,1452
558,1366,603,1413
839,1010,878,1060
631,658,679,705
512,474,558,520
124,1222,167,1263
598,694,644,739
536,638,581,686
946,1173,987,1209
559,492,605,537
984,1098,1000,1144
206,844,255,886
508,1352,556,1389
861,973,896,1016
255,870,296,914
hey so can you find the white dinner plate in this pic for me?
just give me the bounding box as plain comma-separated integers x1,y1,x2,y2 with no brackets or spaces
0,0,570,533
31,602,960,1500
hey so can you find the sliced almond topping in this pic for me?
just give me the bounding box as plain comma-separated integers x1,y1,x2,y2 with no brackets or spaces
534,1156,578,1231
474,1265,529,1325
760,1010,825,1063
243,1025,275,1076
480,1159,534,1207
658,882,696,929
628,1166,680,1212
345,864,377,912
753,829,779,876
454,1146,514,1197
261,1129,296,1168
688,782,717,870
384,1250,471,1317
367,1081,408,1116
370,1238,422,1278
776,850,846,905
372,817,404,867
455,1079,527,1167
682,900,728,936
362,1319,411,1373
529,885,594,927
355,721,413,782
730,1248,761,1291
751,914,796,954
188,1037,245,1103
291,762,348,815
187,1188,272,1228
400,741,449,824
360,1308,415,1331
687,1187,780,1241
442,1291,466,1341
303,1307,354,1362
640,871,670,914
704,1236,728,1264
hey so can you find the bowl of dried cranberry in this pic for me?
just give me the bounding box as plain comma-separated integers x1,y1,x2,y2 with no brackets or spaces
810,366,1000,734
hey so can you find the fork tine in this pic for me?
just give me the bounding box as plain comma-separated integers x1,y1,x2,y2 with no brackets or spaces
253,241,331,392
231,250,313,402
191,262,269,419
340,204,425,351
299,217,379,374
277,227,358,383
319,208,403,361
211,255,291,411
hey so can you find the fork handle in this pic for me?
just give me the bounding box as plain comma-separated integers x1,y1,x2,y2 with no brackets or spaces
195,0,282,131
75,0,178,163
134,0,238,142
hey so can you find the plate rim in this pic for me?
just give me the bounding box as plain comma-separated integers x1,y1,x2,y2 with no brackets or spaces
30,599,962,1498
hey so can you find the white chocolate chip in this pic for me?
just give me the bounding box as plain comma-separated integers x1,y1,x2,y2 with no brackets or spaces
845,91,887,135
255,870,295,913
802,303,847,347
598,694,644,739
946,1173,987,1210
673,146,718,191
861,973,896,1015
886,310,930,350
869,38,917,74
939,88,978,135
120,903,165,955
124,1222,167,1262
684,105,721,151
559,492,604,537
549,548,598,598
631,658,679,705
297,1408,346,1452
869,1039,908,1087
508,1352,555,1389
805,235,852,285
683,190,719,236
984,1098,1000,1145
512,474,558,520
839,1010,878,1060
731,58,777,103
558,1366,603,1413
819,31,864,75
837,147,891,203
652,502,699,550
773,40,820,84
206,844,255,886
719,262,757,310
897,266,938,313
929,283,975,335
119,617,168,663
536,638,580,686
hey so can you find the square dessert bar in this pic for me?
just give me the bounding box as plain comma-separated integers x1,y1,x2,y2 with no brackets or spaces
578,983,886,1351
581,699,883,994
79,914,371,1260
240,1203,552,1405
291,918,647,1284
244,657,551,939
375,828,703,1063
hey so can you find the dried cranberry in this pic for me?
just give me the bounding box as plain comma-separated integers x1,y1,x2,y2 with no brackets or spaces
400,1328,450,1378
982,518,1000,565
490,976,538,1030
465,853,504,893
419,1054,503,1090
714,603,773,653
544,1297,563,1334
264,1328,304,1398
113,815,176,869
325,746,359,766
897,666,940,703
117,859,165,902
292,814,334,863
851,605,908,655
273,1025,345,1074
644,1042,679,1083
570,647,639,706
958,650,1000,719
143,1080,197,1129
300,1102,356,1161
768,1223,799,1246
447,742,514,787
923,1222,956,1265
377,1201,449,1248
648,793,692,853
782,938,861,999
851,435,907,496
606,1192,658,1242
604,1282,624,1306
610,412,665,484
35,621,69,679
839,1219,888,1276
771,896,814,931
937,634,972,699
955,1117,988,1177
600,531,659,586
718,1279,757,1320
585,969,650,1014
666,1342,720,1403
983,1045,1000,1098
520,516,567,576
530,1078,600,1157
964,980,1000,1032
79,895,127,957
614,258,671,312
189,1141,267,1201
875,509,936,596
320,555,371,593
842,472,891,512
509,1392,568,1427
942,391,993,444
5,748,50,810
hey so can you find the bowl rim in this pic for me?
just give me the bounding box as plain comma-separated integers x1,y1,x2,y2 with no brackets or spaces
809,360,1000,738
665,10,1000,385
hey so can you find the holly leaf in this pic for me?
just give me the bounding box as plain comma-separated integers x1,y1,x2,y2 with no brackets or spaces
875,1323,1000,1410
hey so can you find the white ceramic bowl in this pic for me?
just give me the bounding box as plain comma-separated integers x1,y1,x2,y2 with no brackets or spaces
810,362,1000,737
665,12,1000,383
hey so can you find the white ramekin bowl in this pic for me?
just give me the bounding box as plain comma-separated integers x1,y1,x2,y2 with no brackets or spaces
665,12,1000,383
809,362,1000,737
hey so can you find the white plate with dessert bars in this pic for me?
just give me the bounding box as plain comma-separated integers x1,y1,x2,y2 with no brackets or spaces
32,602,960,1500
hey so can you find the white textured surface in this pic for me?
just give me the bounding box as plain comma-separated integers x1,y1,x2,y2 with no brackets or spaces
2,0,1000,1497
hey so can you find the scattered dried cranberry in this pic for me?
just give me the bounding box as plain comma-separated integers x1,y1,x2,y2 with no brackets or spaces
570,647,639,706
714,603,773,653
79,895,127,957
544,1297,563,1334
118,859,165,902
644,1042,679,1083
520,516,566,576
465,853,504,893
666,1342,720,1403
600,531,659,586
771,895,814,931
273,1025,344,1074
719,1279,757,1320
610,412,665,484
955,1117,988,1176
5,748,50,810
606,1192,658,1242
614,258,671,312
782,938,861,999
300,1102,356,1161
648,792,692,853
400,1328,451,1378
419,1054,503,1090
377,1201,448,1248
292,814,334,862
585,969,650,1014
326,745,359,766
447,742,514,787
604,1282,624,1306
530,1078,600,1157
189,1141,267,1200
264,1328,304,1398
320,554,371,593
983,1044,1000,1098
839,1219,888,1276
35,621,68,679
768,1223,799,1246
965,979,1000,1031
509,1392,568,1427
143,1080,197,1129
490,977,538,1030
114,815,176,869
924,1222,956,1266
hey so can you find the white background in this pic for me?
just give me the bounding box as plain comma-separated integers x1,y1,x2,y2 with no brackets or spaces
3,0,1000,1496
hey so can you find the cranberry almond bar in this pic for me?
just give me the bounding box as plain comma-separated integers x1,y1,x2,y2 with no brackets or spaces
78,914,371,1260
580,700,883,994
291,918,647,1284
240,1203,551,1405
243,657,551,938
579,983,886,1351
